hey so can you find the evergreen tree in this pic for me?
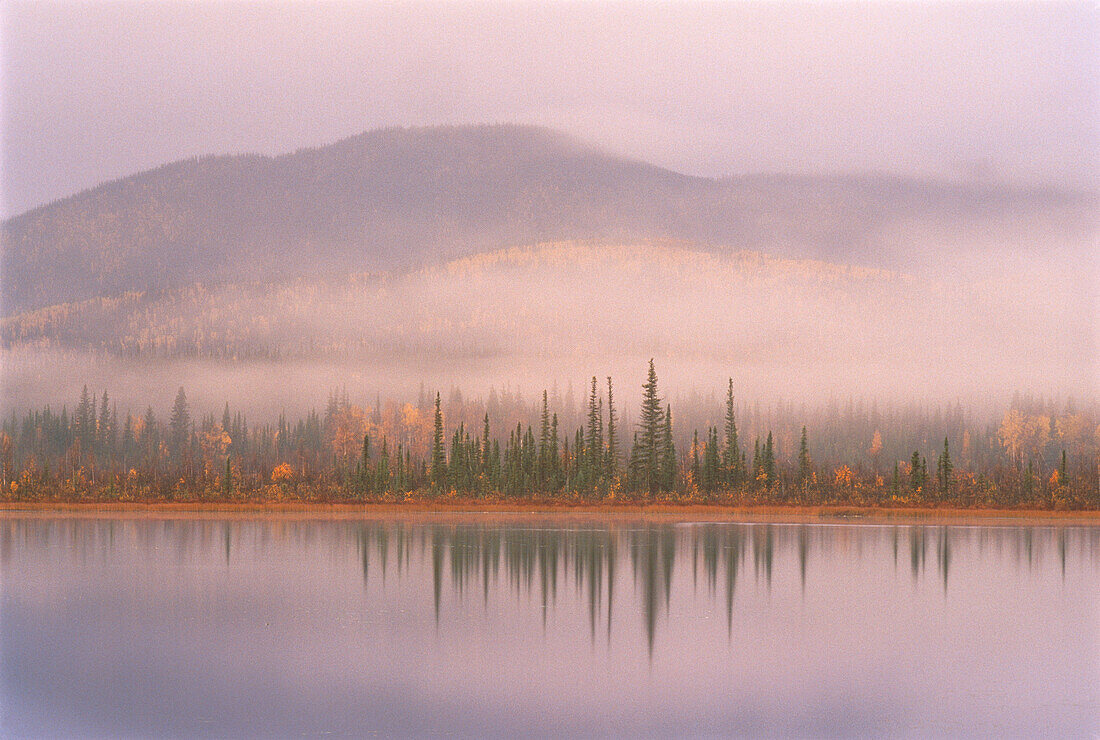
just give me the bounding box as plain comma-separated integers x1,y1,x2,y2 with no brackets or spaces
797,426,812,486
723,379,744,485
97,391,111,453
936,437,953,495
539,391,551,487
430,392,446,489
168,386,191,464
632,359,664,494
481,413,492,482
76,385,95,449
703,426,721,492
605,377,617,479
763,432,776,489
585,377,604,486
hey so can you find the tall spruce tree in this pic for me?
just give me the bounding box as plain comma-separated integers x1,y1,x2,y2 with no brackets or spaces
605,377,617,479
539,391,551,485
97,391,111,453
76,385,95,449
430,392,446,489
168,386,190,464
585,377,604,486
763,432,776,489
703,426,721,492
723,379,744,485
482,414,492,482
798,426,812,486
910,451,927,492
633,359,664,494
936,437,953,495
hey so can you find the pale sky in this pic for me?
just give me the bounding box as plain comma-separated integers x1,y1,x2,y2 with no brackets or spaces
1,1,1096,217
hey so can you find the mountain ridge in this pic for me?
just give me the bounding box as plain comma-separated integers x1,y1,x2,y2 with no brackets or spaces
2,123,1093,314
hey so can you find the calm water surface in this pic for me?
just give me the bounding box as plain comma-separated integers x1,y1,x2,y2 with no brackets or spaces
2,514,1098,737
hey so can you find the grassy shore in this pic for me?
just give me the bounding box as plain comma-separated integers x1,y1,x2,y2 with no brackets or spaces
2,500,1098,524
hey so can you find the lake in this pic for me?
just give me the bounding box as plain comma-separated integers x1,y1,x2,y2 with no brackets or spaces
2,513,1098,737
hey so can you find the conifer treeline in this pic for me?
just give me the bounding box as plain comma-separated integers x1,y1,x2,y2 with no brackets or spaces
2,361,1098,508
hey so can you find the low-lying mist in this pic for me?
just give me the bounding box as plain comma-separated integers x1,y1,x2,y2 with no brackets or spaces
2,242,1093,422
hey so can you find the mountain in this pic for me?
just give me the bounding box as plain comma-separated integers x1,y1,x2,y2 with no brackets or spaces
1,124,1093,314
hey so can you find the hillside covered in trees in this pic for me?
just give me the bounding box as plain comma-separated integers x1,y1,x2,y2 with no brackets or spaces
3,124,1093,313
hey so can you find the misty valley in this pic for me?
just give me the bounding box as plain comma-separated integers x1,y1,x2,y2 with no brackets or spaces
0,150,1096,507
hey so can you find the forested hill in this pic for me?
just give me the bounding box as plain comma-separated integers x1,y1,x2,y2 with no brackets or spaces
2,124,1093,313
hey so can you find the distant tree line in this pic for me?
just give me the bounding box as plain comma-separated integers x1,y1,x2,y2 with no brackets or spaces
2,361,1098,508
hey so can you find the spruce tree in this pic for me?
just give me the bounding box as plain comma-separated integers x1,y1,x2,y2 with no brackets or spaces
704,426,721,493
797,426,812,486
168,386,190,464
763,432,776,489
585,377,604,486
605,377,617,479
633,359,664,494
97,391,111,453
430,392,446,489
76,385,95,449
539,391,551,486
723,379,744,485
482,413,492,480
936,437,953,495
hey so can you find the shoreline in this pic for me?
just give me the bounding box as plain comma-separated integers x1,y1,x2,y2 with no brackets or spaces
2,501,1098,525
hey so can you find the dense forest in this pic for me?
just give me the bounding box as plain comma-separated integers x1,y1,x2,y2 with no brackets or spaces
3,361,1097,509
